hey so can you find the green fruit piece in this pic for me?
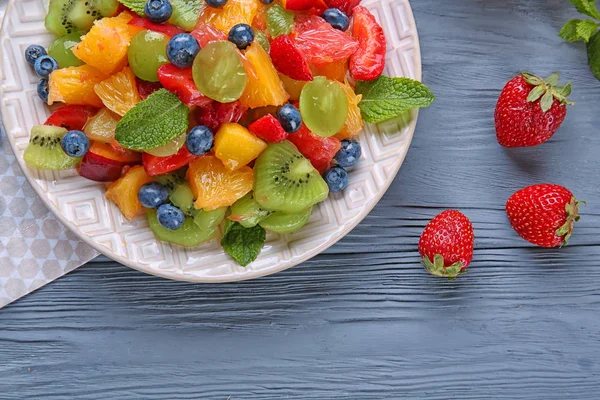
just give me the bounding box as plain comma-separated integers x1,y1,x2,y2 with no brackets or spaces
148,210,220,248
230,193,272,228
155,173,194,213
23,125,81,170
254,141,329,213
193,207,227,230
255,30,271,53
48,31,84,68
128,30,170,82
266,4,294,38
192,41,248,103
144,133,186,157
588,31,600,81
45,0,119,37
169,0,204,31
300,76,349,137
259,208,312,234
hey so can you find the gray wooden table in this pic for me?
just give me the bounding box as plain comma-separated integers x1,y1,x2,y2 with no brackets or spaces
2,0,600,398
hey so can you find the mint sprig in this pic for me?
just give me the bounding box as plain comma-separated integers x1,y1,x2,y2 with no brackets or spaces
118,0,145,15
560,0,600,80
266,4,295,38
355,76,435,124
119,0,203,30
221,220,266,267
115,89,189,151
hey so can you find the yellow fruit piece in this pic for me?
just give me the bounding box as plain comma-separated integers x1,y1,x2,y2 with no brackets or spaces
105,165,154,221
240,43,289,109
214,123,267,170
84,108,121,143
72,12,136,76
279,74,307,102
94,67,141,116
336,79,363,139
311,60,348,82
199,0,259,33
48,65,106,107
187,155,254,211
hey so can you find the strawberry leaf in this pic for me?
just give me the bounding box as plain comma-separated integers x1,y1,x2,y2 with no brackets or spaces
569,0,600,20
540,90,554,112
527,85,546,102
588,30,600,80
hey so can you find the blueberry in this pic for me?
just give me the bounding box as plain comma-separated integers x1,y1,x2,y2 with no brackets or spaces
205,0,228,8
25,45,47,67
60,130,89,158
157,204,185,230
323,166,349,192
186,125,214,155
138,182,169,209
259,0,274,4
276,104,302,133
228,24,254,50
145,0,173,23
167,33,201,68
322,8,349,31
33,55,59,79
334,139,361,168
37,79,49,102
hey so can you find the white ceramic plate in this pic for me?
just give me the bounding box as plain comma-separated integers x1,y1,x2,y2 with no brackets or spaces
0,0,421,282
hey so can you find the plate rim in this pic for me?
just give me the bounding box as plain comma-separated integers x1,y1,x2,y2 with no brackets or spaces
0,0,422,283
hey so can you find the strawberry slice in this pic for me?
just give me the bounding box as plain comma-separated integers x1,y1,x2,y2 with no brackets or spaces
191,23,227,47
136,78,163,100
128,16,185,37
270,35,313,81
142,145,198,177
248,114,288,143
283,0,328,13
350,6,386,81
288,124,341,173
45,105,97,131
324,0,361,15
157,64,212,108
293,15,359,65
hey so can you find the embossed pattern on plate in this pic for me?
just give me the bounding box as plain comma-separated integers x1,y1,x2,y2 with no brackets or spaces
0,0,421,282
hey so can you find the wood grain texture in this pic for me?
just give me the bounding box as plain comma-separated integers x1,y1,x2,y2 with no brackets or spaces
2,0,600,398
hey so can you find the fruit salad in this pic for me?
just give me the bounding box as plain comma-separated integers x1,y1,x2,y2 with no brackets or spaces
23,0,434,266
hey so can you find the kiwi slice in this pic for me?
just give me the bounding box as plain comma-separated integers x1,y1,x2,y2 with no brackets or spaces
148,208,226,248
259,208,313,234
23,125,81,170
254,141,329,214
229,193,272,228
155,173,195,214
45,0,120,37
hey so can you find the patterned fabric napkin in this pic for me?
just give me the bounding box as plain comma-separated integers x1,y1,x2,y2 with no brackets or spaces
0,1,98,308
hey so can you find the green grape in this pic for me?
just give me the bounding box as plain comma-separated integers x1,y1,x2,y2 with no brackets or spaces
266,4,294,38
299,76,349,137
128,30,169,82
145,133,186,157
48,31,84,68
192,41,247,103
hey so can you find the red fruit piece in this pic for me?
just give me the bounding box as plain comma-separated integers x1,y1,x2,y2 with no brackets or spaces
506,184,582,248
284,0,327,13
136,78,163,100
45,105,97,131
195,101,246,132
293,15,359,65
191,23,227,47
128,16,185,37
350,6,386,81
248,114,288,143
324,0,361,15
418,210,474,280
495,73,573,148
157,64,212,107
287,124,341,173
79,142,141,182
142,145,198,176
270,35,313,81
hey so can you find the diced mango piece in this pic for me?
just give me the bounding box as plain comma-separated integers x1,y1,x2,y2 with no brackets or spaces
214,123,267,170
84,108,121,143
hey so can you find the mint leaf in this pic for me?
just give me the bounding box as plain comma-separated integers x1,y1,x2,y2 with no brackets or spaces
115,89,189,151
170,0,204,31
356,76,435,124
569,0,600,20
118,0,146,15
588,30,600,79
560,19,586,41
266,4,295,38
221,220,266,267
579,19,600,41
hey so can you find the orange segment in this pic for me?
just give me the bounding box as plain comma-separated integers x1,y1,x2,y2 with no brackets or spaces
252,2,269,31
72,12,136,76
240,43,289,109
48,65,106,107
89,141,142,163
105,165,154,220
198,0,260,34
94,67,141,116
311,60,348,82
336,79,363,139
214,123,267,170
84,108,121,143
187,155,254,211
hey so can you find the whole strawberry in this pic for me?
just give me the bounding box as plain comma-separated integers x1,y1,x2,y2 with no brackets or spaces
495,72,574,147
506,184,582,247
418,210,475,280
